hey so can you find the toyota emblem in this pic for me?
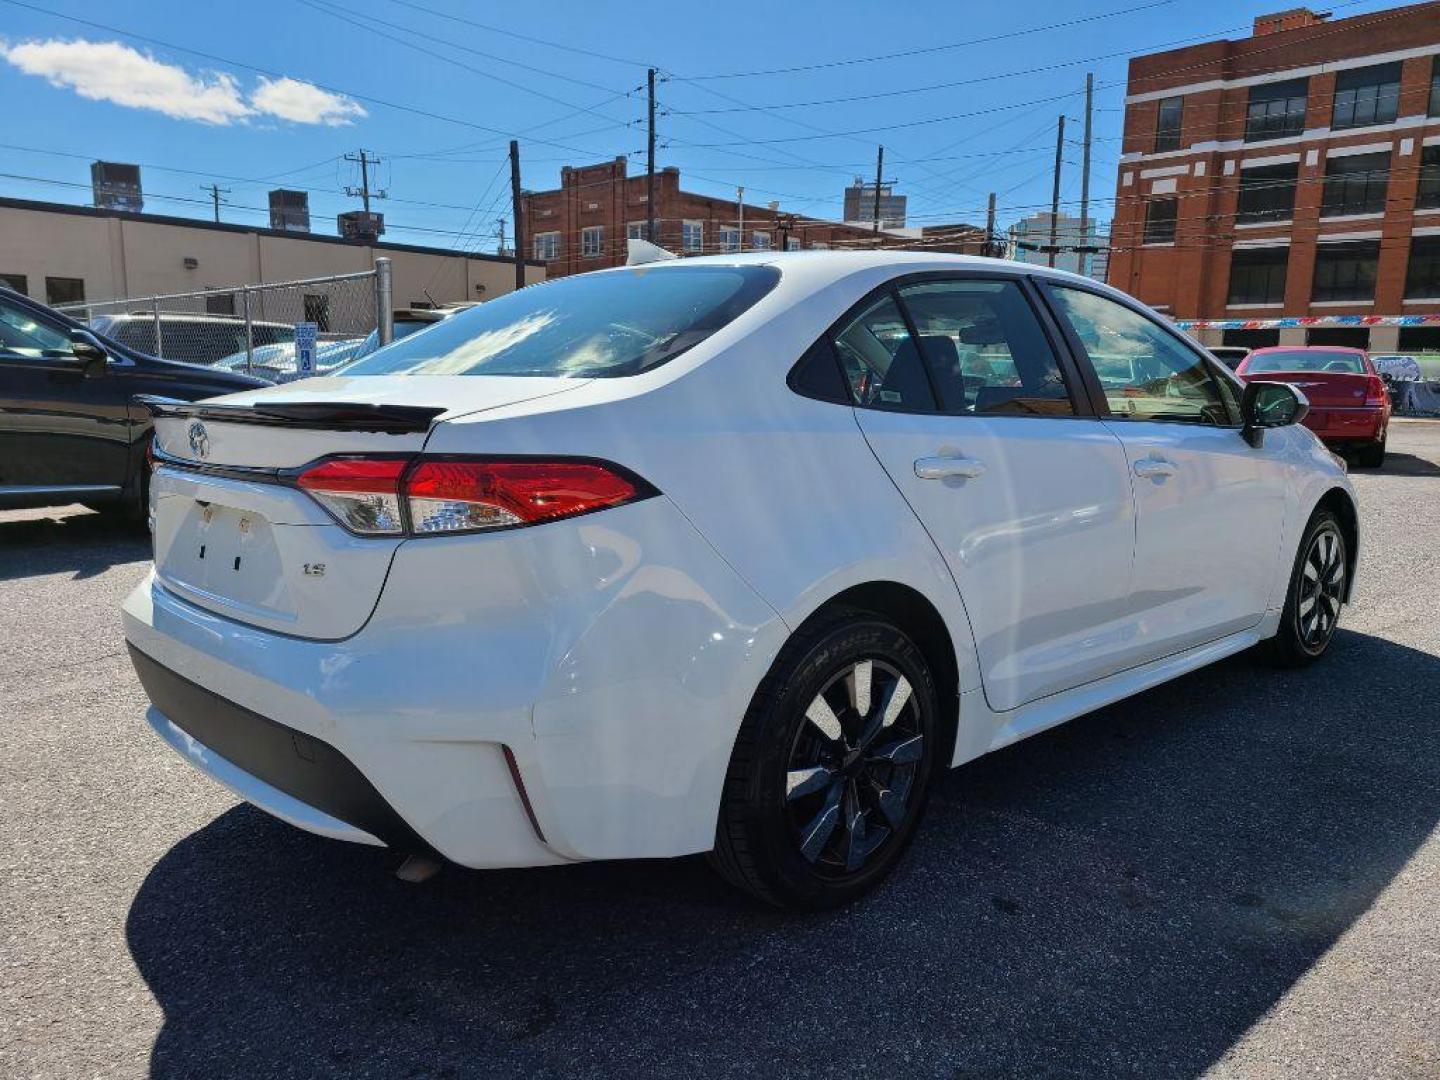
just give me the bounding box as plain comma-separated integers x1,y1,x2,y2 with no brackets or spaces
187,421,211,459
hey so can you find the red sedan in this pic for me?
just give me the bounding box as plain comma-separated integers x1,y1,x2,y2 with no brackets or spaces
1236,346,1391,467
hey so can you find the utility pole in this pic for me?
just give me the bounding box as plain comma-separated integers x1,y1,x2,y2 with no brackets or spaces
985,192,997,257
1079,72,1094,278
646,68,657,243
872,145,884,234
497,217,507,257
737,186,744,252
509,140,525,291
201,183,230,223
1048,116,1065,269
343,149,386,213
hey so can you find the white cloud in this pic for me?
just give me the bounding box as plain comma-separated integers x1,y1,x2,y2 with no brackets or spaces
251,76,367,126
0,38,367,128
1,39,252,124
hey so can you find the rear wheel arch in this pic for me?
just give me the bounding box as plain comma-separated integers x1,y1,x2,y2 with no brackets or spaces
783,582,960,770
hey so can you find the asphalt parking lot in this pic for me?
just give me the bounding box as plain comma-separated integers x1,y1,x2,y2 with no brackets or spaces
2,424,1438,1079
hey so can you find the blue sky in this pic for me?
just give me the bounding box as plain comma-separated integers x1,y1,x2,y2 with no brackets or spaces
0,0,1396,250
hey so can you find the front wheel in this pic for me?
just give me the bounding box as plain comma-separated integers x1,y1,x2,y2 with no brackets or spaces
709,612,939,909
1263,509,1347,667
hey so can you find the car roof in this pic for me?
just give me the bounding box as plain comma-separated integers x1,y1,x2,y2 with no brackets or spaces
1248,345,1366,355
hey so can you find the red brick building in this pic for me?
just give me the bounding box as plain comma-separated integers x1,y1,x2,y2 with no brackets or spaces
1106,3,1440,352
521,159,984,278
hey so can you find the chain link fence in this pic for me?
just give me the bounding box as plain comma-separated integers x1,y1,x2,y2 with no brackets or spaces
55,260,394,383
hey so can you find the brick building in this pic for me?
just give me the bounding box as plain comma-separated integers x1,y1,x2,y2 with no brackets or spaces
520,159,973,278
1106,3,1440,353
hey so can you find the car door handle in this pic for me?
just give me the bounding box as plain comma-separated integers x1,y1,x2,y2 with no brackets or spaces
914,456,987,480
1132,458,1177,478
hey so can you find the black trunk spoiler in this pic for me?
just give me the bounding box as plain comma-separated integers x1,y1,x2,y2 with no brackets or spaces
133,395,445,434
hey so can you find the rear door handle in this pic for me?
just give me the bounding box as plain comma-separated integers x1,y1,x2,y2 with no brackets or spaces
914,456,987,480
1132,458,1177,478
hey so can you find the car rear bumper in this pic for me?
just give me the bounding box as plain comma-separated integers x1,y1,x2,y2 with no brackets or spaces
1303,405,1387,443
122,495,786,868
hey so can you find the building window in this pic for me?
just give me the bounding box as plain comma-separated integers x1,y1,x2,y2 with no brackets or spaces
303,293,331,332
1405,236,1440,299
0,273,26,294
810,242,830,250
1154,96,1184,153
751,231,772,251
626,221,650,241
719,225,740,253
205,293,236,316
1331,62,1401,130
1417,145,1440,211
682,219,703,252
45,277,84,306
1321,151,1390,217
1312,241,1379,302
1228,246,1289,305
1431,56,1440,117
1245,77,1308,142
581,225,604,258
533,231,559,261
1143,197,1177,244
785,237,802,251
1236,162,1298,223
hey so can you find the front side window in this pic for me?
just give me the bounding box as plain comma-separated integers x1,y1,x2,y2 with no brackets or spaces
1321,151,1390,216
1154,96,1184,153
534,231,559,262
1048,286,1235,425
831,293,935,412
1312,241,1379,302
1331,62,1401,130
339,265,780,379
1245,77,1308,142
580,226,604,258
1144,197,1177,244
1405,236,1440,300
682,219,703,252
0,294,72,356
1417,145,1440,211
1236,162,1298,223
896,278,1073,416
1228,246,1290,305
45,276,84,306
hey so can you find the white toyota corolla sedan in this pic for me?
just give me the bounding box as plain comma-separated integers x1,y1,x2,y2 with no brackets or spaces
124,252,1357,909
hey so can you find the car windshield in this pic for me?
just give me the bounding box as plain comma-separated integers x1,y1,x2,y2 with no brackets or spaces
339,265,780,378
1247,349,1366,374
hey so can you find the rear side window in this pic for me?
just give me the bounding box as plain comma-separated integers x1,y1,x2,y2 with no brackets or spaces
832,293,936,412
897,279,1074,416
340,265,780,378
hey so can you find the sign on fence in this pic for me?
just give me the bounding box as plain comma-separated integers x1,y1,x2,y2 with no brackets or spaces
294,321,318,377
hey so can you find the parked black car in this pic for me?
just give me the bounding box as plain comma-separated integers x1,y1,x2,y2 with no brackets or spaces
0,285,270,518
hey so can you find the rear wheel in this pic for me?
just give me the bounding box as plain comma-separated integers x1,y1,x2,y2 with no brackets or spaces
1263,509,1347,667
709,611,939,909
1355,433,1386,468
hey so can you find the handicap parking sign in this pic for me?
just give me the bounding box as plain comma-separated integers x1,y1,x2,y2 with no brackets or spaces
295,321,318,377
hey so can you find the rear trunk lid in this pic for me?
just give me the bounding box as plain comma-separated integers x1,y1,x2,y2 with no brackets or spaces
143,374,586,639
1247,370,1374,409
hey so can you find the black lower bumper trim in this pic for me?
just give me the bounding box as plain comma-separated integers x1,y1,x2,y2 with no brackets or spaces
128,644,431,853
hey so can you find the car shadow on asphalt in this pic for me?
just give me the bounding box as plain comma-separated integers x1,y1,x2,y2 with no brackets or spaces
1367,451,1440,478
125,628,1440,1079
0,509,150,581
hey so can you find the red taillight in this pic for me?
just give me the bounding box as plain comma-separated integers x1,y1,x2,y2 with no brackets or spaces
1363,375,1388,407
406,460,644,534
295,456,649,536
296,458,408,535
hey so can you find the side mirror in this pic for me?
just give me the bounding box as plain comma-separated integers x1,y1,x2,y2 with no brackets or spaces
1241,380,1308,448
69,328,109,378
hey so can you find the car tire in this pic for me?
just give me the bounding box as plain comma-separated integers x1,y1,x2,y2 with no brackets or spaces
1355,433,1386,468
709,610,939,909
1262,509,1347,668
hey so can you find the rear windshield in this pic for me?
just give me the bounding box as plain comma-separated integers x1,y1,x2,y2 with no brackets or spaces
339,265,780,378
1246,350,1366,374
